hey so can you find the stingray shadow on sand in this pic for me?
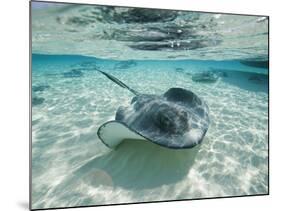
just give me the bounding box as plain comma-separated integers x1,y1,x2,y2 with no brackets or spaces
52,140,199,193
75,140,199,190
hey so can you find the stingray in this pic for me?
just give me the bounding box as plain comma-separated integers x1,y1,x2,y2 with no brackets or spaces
32,97,45,106
97,71,210,149
192,71,219,83
63,69,84,78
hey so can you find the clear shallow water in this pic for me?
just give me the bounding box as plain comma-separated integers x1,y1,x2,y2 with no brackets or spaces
31,2,268,209
32,54,268,209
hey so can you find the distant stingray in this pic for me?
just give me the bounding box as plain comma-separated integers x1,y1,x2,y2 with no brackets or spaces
240,60,269,69
63,69,84,78
97,71,210,149
32,85,50,92
114,60,137,69
248,75,263,84
192,71,219,83
32,97,45,106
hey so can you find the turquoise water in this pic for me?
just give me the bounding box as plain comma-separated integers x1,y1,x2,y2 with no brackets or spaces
31,2,268,210
32,53,268,209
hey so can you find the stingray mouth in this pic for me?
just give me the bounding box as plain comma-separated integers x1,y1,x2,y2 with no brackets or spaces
152,103,190,135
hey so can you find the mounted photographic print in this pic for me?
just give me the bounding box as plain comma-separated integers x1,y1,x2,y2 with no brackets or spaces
30,1,269,210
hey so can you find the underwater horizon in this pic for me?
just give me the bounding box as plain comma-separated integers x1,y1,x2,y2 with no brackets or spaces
31,2,269,210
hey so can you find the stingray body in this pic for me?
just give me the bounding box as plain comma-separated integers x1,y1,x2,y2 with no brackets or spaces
97,71,210,149
192,71,219,83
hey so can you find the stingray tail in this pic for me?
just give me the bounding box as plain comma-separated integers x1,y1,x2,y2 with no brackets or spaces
98,70,139,96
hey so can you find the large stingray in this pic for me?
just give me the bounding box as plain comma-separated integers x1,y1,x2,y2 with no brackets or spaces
97,71,210,149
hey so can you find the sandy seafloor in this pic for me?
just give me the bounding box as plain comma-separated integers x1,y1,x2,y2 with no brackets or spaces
31,54,268,209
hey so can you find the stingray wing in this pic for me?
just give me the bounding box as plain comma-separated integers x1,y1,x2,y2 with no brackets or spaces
97,121,147,148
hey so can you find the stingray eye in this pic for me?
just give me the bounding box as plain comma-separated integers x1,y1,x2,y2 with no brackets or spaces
152,106,177,133
151,103,192,134
157,113,173,131
160,114,171,127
